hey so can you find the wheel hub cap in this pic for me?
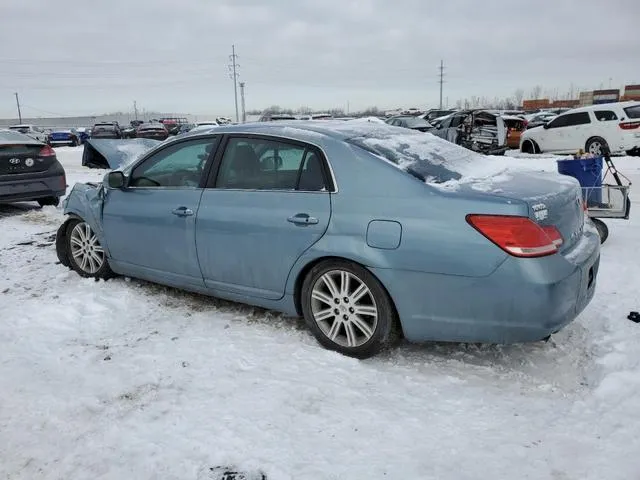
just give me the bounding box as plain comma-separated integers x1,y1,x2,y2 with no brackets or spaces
70,222,105,274
310,270,378,348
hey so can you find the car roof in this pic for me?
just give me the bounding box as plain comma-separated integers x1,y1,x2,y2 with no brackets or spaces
560,101,640,114
184,120,404,142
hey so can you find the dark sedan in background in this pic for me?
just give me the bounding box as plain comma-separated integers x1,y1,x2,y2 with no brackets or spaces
136,123,169,140
0,129,66,206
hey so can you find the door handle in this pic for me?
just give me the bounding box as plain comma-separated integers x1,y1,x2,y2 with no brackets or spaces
287,213,319,225
172,206,194,217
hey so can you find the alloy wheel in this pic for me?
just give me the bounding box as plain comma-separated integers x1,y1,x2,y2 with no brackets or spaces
69,222,105,274
310,270,378,348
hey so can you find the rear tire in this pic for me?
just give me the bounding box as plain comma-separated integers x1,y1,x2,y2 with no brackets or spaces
38,196,60,207
591,218,609,244
585,137,608,156
300,259,397,359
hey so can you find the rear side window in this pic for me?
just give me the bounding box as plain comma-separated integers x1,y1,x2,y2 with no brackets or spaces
624,105,640,119
548,112,590,128
215,137,328,191
594,110,617,121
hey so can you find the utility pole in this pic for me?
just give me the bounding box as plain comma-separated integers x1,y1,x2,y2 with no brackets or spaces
239,82,246,123
133,100,139,121
228,45,240,123
438,60,445,109
14,92,22,123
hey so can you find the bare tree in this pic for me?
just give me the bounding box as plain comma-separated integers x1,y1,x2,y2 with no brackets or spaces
530,85,543,99
513,89,524,107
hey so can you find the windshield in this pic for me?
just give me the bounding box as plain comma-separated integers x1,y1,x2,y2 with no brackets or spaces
347,130,496,184
405,117,430,128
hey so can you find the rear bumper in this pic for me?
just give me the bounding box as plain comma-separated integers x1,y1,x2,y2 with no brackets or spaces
371,228,601,344
0,162,67,203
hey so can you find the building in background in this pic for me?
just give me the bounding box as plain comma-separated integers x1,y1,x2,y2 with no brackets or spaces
579,91,594,106
592,89,620,105
552,99,579,108
522,99,551,110
621,84,640,101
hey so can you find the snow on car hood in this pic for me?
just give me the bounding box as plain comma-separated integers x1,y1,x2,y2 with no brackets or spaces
81,138,162,169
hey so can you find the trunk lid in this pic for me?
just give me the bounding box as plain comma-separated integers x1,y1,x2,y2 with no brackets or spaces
0,144,56,175
461,171,585,253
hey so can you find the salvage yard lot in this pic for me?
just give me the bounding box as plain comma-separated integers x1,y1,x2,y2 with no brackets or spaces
1,147,640,479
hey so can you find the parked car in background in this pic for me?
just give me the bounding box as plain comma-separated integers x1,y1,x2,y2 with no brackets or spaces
8,124,48,142
91,122,122,139
421,109,457,123
136,122,169,140
385,115,432,132
0,129,66,206
300,113,333,120
55,121,599,359
525,112,557,129
259,113,297,122
160,117,189,135
47,129,81,147
502,115,528,149
75,127,91,143
520,101,640,155
431,110,507,155
176,123,195,135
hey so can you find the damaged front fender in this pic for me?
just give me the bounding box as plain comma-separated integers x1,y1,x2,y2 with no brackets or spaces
62,182,109,256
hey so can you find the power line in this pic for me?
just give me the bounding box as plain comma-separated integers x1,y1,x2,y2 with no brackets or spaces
228,45,240,123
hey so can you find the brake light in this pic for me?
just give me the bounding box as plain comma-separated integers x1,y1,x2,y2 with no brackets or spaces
619,121,640,130
39,145,56,157
466,215,559,257
541,225,564,248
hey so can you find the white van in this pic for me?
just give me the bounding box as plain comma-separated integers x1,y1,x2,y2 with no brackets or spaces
520,101,640,155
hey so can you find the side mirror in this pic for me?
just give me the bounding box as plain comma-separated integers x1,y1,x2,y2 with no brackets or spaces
107,171,126,189
543,123,550,129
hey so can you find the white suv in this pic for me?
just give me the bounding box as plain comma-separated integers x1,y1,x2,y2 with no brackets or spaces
520,101,640,156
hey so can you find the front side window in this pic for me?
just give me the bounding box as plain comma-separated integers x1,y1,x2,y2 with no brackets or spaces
594,110,618,121
546,115,569,129
215,137,327,191
130,137,218,188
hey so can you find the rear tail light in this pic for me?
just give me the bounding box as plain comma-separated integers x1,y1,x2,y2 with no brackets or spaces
39,145,56,157
466,215,559,258
541,225,564,248
619,121,640,130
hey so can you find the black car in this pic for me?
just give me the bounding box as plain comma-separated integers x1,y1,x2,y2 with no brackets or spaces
422,109,457,123
385,115,433,132
0,129,66,206
91,122,122,139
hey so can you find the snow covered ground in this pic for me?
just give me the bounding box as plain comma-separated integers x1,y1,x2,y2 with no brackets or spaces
1,146,639,479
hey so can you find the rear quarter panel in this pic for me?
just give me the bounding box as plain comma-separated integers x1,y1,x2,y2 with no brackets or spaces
284,141,528,295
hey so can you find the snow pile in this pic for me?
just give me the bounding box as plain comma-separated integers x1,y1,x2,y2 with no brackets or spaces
0,148,639,479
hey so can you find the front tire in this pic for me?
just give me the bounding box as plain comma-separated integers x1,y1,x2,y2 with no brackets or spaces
521,139,537,154
301,259,397,359
65,219,114,278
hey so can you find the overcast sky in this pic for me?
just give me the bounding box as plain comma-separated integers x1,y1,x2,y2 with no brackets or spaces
1,0,639,119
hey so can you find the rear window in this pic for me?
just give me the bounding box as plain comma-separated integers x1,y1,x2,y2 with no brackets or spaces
405,117,430,128
594,110,617,121
624,104,640,119
347,130,494,184
140,124,165,131
93,125,116,131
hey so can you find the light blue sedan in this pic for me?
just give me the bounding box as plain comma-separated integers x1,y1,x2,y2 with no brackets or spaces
56,121,600,358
